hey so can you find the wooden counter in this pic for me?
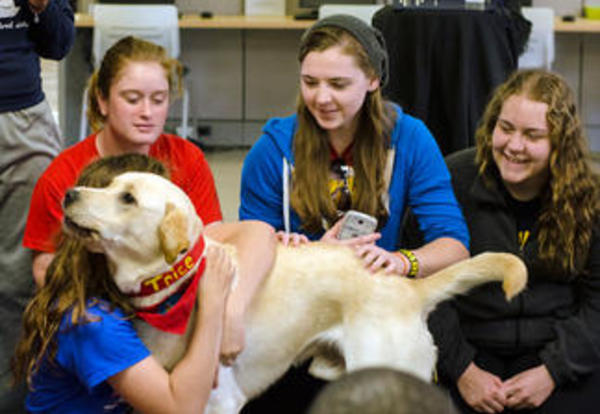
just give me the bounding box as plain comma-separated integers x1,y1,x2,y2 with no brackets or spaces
75,13,600,32
75,13,315,29
554,17,600,33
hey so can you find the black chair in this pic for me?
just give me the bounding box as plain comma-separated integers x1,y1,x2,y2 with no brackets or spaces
373,2,530,155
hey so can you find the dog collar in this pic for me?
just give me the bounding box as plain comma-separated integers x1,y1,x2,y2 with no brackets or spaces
129,235,206,298
135,262,205,335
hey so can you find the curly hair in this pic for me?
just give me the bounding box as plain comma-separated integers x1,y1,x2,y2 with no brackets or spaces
12,154,169,389
292,27,395,233
86,36,183,132
475,69,600,275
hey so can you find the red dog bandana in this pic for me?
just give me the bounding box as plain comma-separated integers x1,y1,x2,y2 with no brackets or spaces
133,236,206,335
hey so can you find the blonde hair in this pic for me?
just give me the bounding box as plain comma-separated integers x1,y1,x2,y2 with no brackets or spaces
87,36,183,132
12,154,169,389
292,26,395,233
475,69,600,275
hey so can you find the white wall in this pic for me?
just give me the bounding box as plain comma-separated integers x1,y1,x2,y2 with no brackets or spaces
532,0,583,16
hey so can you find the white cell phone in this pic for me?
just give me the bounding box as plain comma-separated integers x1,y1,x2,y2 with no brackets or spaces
336,210,378,240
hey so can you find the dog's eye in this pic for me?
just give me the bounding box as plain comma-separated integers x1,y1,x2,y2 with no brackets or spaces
120,192,137,205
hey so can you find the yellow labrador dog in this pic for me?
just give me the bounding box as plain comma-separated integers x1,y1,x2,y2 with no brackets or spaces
63,171,527,414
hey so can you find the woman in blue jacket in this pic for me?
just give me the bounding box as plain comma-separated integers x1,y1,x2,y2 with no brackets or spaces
239,14,469,413
240,14,469,278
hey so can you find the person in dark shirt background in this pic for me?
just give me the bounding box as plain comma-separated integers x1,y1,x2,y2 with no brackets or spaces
0,0,74,411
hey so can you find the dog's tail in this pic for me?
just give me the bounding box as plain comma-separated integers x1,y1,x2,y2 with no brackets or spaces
414,252,527,314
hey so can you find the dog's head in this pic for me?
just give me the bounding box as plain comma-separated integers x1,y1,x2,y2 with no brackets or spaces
63,171,203,294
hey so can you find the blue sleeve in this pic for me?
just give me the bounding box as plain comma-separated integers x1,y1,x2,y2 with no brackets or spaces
57,307,151,390
403,119,469,249
239,135,286,231
24,0,75,59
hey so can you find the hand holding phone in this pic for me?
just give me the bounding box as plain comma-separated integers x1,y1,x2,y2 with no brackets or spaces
336,210,378,240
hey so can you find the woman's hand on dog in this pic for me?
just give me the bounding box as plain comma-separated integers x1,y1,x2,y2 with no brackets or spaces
220,303,245,366
199,246,235,311
276,231,309,246
195,246,235,390
323,219,397,274
354,244,410,276
201,247,246,367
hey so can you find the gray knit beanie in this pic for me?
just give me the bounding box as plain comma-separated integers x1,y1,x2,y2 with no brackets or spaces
300,14,389,87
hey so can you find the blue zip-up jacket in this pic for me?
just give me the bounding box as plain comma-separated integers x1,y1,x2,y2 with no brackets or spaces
0,0,74,113
239,104,469,251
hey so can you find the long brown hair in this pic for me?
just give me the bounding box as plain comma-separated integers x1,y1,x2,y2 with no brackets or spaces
87,36,183,132
475,69,600,274
12,154,169,388
292,27,395,233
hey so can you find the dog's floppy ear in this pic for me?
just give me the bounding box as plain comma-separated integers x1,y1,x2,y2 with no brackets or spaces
158,202,190,264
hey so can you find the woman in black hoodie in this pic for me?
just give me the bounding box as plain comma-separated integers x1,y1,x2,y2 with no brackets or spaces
431,69,600,413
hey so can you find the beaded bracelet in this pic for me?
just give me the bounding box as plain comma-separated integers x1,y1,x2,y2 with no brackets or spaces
398,249,419,278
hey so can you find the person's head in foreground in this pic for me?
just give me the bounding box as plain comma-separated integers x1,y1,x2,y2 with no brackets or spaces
308,367,458,414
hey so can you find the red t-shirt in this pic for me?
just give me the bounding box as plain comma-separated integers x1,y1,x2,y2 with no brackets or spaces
23,133,222,252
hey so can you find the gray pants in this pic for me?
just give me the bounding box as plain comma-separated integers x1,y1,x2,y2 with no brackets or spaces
0,100,63,413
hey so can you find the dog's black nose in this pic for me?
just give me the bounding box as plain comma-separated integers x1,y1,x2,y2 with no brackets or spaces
63,189,79,208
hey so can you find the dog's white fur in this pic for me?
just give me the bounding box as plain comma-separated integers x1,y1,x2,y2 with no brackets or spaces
64,172,527,414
